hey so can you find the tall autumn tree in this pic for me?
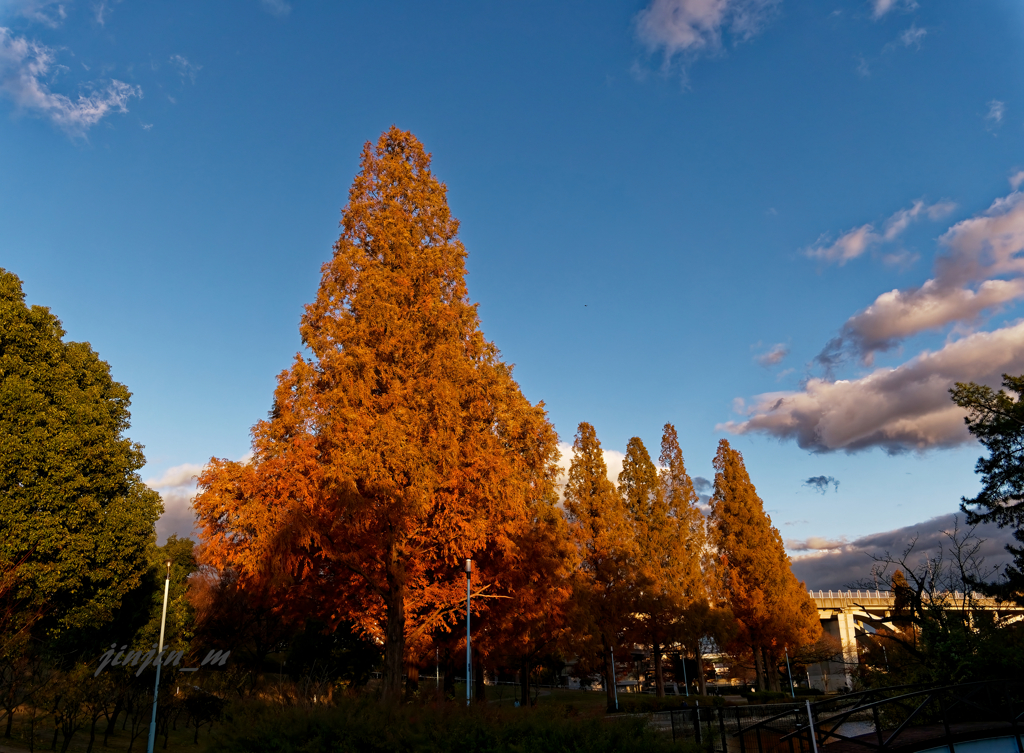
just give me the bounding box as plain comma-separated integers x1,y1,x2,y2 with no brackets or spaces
0,269,161,636
710,439,819,691
193,128,560,703
618,431,702,696
563,422,637,712
654,424,716,694
476,497,574,707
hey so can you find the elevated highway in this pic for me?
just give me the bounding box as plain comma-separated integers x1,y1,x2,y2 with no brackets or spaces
807,590,1024,692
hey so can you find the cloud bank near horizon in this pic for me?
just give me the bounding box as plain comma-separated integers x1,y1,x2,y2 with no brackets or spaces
146,463,204,544
789,512,1013,591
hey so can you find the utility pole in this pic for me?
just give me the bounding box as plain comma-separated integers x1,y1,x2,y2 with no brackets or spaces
146,560,172,753
465,558,472,707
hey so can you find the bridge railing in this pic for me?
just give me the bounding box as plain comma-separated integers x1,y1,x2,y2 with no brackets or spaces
809,589,1016,612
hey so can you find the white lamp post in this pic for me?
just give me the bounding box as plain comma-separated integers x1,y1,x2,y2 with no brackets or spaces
146,560,172,753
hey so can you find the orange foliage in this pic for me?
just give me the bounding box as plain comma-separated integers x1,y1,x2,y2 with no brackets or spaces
563,422,638,712
710,439,820,691
193,127,560,702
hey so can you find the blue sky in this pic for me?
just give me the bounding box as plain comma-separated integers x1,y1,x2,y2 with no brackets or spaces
3,0,1023,586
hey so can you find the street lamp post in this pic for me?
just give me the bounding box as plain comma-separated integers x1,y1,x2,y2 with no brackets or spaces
146,560,172,753
465,558,472,707
609,647,619,711
785,647,795,699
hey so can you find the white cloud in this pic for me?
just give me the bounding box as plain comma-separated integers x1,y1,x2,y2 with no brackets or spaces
786,535,847,551
169,54,201,84
144,462,205,489
936,191,1024,284
1011,170,1024,191
898,24,926,49
6,0,67,28
94,0,122,26
807,199,953,265
790,512,1013,590
808,224,877,265
985,99,1005,127
722,320,1024,453
0,27,140,133
146,463,205,545
871,0,917,19
821,191,1024,362
554,441,626,497
755,342,789,367
258,0,290,16
835,279,1024,359
634,0,779,63
882,198,954,240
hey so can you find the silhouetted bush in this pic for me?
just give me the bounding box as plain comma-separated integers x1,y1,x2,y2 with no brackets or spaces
208,696,696,752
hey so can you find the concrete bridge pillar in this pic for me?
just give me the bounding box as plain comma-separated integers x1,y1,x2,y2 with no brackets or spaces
808,611,859,692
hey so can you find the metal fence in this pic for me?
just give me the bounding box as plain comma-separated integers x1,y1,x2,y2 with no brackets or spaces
657,703,810,753
653,682,1024,753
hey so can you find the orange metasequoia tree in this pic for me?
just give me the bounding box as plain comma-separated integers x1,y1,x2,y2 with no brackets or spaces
193,127,560,703
563,422,638,712
709,439,820,691
475,494,575,707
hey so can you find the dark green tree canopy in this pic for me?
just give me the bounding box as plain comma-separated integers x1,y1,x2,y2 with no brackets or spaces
953,375,1024,528
0,269,161,634
951,374,1024,600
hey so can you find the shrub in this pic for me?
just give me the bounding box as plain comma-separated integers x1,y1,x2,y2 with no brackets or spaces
208,696,697,753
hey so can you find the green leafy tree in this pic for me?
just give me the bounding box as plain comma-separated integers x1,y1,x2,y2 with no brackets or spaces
951,375,1024,601
855,521,1024,686
0,269,161,635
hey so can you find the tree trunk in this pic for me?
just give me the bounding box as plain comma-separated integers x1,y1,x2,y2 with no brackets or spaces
653,641,664,697
442,648,456,699
105,693,123,744
765,648,781,693
520,659,531,707
85,716,98,753
753,645,766,691
381,554,407,704
696,649,707,696
474,657,485,702
602,640,617,713
405,664,419,698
